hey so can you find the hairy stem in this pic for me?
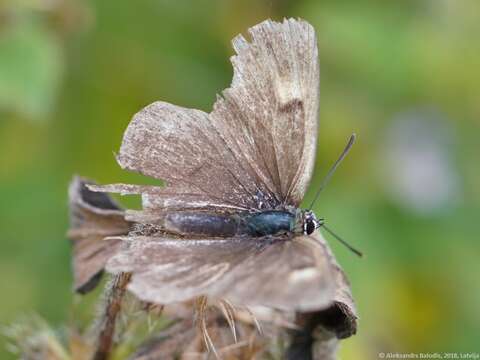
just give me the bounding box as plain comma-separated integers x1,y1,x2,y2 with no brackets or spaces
92,272,131,360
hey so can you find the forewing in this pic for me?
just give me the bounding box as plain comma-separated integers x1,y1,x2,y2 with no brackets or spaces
210,18,319,206
96,19,318,211
106,234,335,312
113,102,278,211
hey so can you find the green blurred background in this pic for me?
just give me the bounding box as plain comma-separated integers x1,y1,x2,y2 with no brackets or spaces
1,0,479,359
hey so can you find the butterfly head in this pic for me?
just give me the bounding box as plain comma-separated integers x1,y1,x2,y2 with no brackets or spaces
299,210,324,235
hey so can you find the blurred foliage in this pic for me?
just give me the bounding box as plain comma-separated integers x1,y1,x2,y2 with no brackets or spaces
0,0,479,359
0,15,61,119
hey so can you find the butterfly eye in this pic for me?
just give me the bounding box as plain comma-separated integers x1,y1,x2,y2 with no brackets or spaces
305,219,316,235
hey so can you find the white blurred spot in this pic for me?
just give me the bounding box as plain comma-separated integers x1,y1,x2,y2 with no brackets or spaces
289,267,318,282
383,109,460,215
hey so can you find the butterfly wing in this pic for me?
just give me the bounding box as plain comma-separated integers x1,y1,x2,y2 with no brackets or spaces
68,177,130,293
93,18,318,210
210,18,319,206
111,102,277,211
106,233,334,312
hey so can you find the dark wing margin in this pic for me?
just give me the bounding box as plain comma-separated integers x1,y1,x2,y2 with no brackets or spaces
105,233,336,312
321,238,358,339
67,177,130,293
286,235,357,358
91,18,319,211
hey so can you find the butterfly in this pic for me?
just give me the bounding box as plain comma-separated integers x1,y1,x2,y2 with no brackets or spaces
68,18,357,347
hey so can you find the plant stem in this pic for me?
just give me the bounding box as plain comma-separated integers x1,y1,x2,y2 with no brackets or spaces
93,272,131,360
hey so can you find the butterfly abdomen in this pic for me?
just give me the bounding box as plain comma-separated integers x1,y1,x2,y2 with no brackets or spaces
164,212,239,237
161,210,296,238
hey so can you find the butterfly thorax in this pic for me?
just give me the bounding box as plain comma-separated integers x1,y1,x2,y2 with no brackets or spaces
155,208,321,238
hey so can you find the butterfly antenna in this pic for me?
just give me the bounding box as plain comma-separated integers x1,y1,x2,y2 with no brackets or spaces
321,224,363,257
308,134,356,210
